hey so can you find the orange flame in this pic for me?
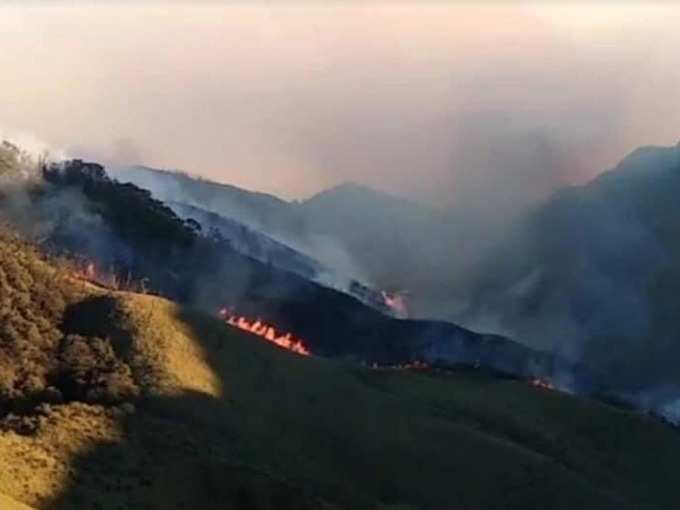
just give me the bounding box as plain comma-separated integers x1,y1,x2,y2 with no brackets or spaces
72,260,144,293
219,308,310,356
530,378,555,390
368,360,429,371
73,261,105,284
381,290,409,318
83,262,96,279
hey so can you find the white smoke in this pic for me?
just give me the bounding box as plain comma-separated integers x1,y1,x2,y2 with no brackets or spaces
624,385,680,426
0,128,69,171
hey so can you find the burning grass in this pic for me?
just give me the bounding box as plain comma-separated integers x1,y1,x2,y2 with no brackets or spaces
218,308,311,356
70,260,150,294
530,377,556,391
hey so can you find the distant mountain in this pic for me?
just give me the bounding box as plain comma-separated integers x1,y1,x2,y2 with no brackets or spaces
168,200,327,281
108,145,680,398
4,142,680,509
109,166,379,284
167,200,398,315
299,182,453,292
0,153,558,381
109,165,301,236
460,144,680,392
110,166,457,311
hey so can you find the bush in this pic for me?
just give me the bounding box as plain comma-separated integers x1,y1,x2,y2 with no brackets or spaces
58,334,139,404
0,228,139,420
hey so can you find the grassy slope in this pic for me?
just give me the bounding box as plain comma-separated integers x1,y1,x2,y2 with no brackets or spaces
0,493,34,510
0,234,680,509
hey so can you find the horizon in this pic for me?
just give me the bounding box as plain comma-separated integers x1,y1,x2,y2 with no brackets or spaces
34,139,680,210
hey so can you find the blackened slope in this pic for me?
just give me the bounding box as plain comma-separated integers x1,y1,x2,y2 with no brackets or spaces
110,165,456,310
168,200,397,315
43,160,253,302
222,270,584,388
168,200,326,281
41,160,562,381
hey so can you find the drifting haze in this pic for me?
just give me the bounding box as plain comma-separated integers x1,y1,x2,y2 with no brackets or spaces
0,2,679,207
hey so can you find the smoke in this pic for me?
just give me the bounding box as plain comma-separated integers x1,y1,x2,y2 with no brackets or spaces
623,385,680,426
0,189,132,275
106,164,375,286
71,137,144,169
0,139,138,284
1,3,679,205
3,138,680,424
0,129,69,166
3,2,678,323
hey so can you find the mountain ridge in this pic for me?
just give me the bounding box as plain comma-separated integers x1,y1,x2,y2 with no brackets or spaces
106,143,680,405
2,141,680,508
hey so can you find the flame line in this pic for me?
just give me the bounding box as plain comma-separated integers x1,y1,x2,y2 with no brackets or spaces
219,308,310,356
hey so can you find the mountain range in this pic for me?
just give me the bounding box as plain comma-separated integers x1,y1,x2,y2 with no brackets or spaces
1,139,680,508
111,144,680,401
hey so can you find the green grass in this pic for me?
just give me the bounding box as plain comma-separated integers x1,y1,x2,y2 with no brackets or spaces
48,293,680,510
1,231,680,509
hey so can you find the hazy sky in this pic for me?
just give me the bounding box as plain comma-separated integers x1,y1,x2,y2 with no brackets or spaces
1,2,679,205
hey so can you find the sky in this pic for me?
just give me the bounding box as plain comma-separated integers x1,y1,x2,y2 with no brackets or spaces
1,1,679,206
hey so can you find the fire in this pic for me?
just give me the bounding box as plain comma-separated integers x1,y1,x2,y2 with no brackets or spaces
368,360,430,371
530,377,555,390
83,262,96,279
73,260,105,284
72,260,145,293
381,290,409,318
219,308,310,356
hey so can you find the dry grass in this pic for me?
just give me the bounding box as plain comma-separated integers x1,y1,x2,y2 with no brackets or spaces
0,404,122,508
115,295,222,399
0,493,36,510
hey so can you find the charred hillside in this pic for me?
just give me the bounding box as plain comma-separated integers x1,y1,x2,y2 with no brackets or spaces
27,158,571,384
109,165,455,307
166,200,395,315
103,146,680,418
168,200,327,282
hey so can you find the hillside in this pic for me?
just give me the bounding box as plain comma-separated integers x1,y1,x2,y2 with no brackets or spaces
1,229,680,509
108,166,455,299
0,155,561,384
107,165,300,237
298,183,453,294
459,144,680,394
100,150,680,406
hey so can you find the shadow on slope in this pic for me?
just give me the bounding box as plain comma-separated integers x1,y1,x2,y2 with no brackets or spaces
44,294,333,510
41,293,680,510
